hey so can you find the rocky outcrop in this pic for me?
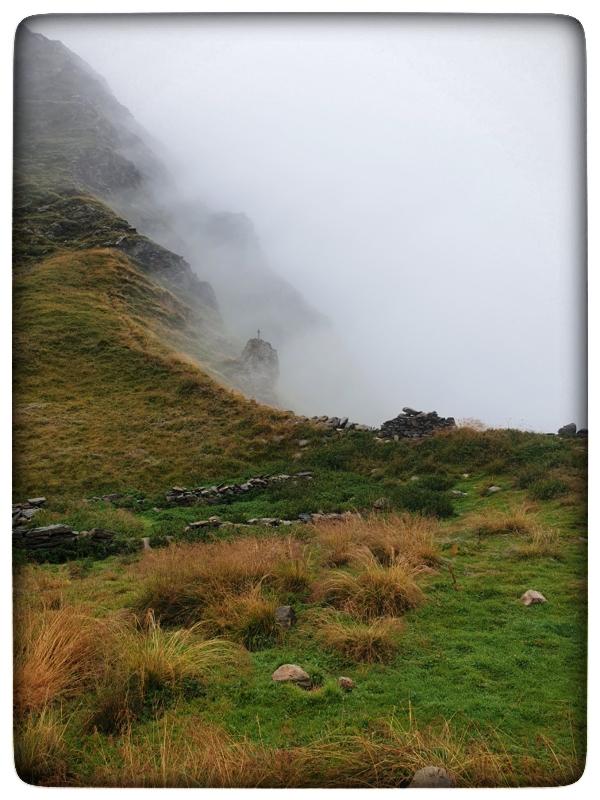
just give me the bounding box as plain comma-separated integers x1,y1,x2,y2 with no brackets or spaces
166,471,313,506
12,523,116,552
380,408,456,439
221,336,280,405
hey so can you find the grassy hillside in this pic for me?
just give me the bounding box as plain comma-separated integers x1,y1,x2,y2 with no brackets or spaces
12,244,588,787
13,247,302,500
14,472,586,786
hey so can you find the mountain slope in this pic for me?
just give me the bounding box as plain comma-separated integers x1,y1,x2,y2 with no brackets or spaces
16,24,325,349
13,247,301,499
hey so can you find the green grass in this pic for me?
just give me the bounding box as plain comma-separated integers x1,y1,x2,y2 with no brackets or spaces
13,467,587,786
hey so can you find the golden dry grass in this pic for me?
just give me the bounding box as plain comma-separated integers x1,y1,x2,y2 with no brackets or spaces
14,706,70,786
202,588,281,651
315,553,426,621
89,713,582,788
462,504,539,538
314,611,404,663
13,603,109,715
511,527,562,559
314,513,440,569
134,535,311,625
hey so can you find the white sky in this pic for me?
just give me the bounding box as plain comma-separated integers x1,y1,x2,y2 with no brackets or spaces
29,14,586,431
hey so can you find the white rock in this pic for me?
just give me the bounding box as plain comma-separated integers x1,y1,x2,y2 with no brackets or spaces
409,766,455,788
271,664,311,688
521,590,547,606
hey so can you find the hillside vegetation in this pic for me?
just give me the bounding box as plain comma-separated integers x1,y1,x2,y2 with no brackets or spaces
12,25,587,789
13,247,300,499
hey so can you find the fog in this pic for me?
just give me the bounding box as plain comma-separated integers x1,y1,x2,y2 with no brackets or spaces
29,14,586,431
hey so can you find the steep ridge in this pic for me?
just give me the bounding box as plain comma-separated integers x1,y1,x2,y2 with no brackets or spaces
12,26,324,498
15,24,325,349
13,247,301,499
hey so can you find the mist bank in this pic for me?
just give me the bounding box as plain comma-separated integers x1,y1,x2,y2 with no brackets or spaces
29,15,586,432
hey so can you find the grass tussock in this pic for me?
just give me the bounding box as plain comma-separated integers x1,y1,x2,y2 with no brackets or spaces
91,611,247,732
203,588,281,651
315,554,425,621
314,513,440,569
511,527,562,559
135,536,310,625
464,505,538,538
14,706,69,786
315,612,404,663
14,604,108,715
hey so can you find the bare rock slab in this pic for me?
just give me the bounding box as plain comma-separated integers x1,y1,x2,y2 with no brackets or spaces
272,664,311,689
521,589,547,606
409,766,455,788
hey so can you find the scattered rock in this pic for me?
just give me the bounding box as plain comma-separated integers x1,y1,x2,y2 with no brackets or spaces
461,473,470,479
486,485,502,495
521,589,547,606
409,765,455,788
558,423,577,437
141,537,151,551
298,439,310,448
450,490,468,497
271,664,311,689
166,471,313,506
275,606,296,629
338,676,354,692
27,497,47,507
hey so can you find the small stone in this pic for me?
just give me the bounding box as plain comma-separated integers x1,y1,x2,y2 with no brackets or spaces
275,606,296,629
410,476,420,482
141,536,151,550
271,664,311,689
298,439,310,447
409,766,455,788
450,490,468,497
373,497,391,511
521,589,547,606
486,485,502,494
338,676,354,692
461,473,470,479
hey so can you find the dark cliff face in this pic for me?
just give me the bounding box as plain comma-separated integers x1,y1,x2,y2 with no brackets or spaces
14,25,325,407
13,26,218,311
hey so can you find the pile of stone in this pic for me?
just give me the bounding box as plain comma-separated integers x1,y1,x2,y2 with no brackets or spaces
558,423,588,438
12,496,46,527
165,471,313,506
379,407,456,440
185,510,357,532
